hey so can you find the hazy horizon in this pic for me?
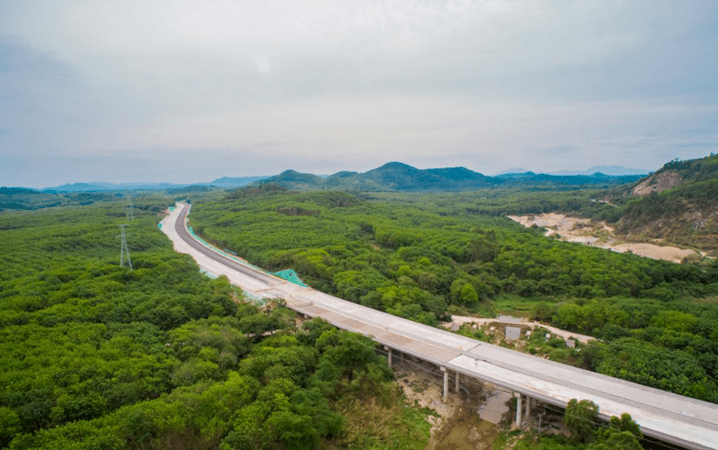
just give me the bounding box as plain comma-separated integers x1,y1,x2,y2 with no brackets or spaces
5,160,656,190
2,1,717,187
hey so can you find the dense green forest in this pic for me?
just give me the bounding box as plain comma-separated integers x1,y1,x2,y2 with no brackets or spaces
0,201,430,449
0,188,120,212
3,170,718,450
191,186,718,403
0,188,207,215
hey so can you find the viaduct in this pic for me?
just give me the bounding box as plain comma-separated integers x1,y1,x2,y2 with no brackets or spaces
162,203,718,450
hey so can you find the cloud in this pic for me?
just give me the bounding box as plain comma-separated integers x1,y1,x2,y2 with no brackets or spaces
1,1,717,185
255,55,272,78
534,146,575,156
5,0,702,95
115,94,717,173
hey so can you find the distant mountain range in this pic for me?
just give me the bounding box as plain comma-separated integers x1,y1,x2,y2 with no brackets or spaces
548,165,648,176
256,162,645,192
494,165,647,176
13,164,647,193
41,176,269,192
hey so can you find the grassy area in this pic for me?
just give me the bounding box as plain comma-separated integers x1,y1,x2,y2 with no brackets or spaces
327,397,432,450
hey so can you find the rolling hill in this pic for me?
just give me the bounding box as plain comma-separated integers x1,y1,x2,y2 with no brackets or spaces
256,162,642,191
596,154,718,253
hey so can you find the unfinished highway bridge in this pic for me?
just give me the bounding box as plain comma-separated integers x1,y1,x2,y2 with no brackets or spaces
161,203,718,450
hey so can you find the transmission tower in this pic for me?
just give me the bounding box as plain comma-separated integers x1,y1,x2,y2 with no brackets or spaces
119,224,133,270
126,196,134,220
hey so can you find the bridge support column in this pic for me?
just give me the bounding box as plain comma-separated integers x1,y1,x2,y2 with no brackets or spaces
455,371,460,392
385,346,392,368
515,392,522,428
441,367,448,401
525,395,531,418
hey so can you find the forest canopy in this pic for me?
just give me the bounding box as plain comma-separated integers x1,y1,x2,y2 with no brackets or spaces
2,180,717,450
190,188,718,403
0,200,430,450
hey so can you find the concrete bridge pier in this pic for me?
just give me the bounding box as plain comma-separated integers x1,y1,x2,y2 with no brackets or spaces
525,395,531,419
439,368,462,401
385,346,392,368
515,392,523,428
513,393,534,428
441,366,448,400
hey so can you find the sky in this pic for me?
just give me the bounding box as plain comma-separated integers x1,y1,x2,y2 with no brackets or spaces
1,0,717,188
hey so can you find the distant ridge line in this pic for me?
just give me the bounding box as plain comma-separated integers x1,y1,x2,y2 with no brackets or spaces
13,162,647,192
254,161,646,192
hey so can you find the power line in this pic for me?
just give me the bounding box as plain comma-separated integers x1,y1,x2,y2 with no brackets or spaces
126,196,134,221
119,224,132,270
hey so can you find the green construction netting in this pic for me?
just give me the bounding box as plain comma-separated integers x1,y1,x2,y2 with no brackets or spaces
273,269,309,287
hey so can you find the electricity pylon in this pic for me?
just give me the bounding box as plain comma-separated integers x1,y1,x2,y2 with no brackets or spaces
119,224,132,270
126,196,134,220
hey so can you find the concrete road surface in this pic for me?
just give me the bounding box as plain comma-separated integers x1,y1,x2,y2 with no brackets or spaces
161,203,718,450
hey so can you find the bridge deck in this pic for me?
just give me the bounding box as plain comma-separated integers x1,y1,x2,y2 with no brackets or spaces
162,203,718,450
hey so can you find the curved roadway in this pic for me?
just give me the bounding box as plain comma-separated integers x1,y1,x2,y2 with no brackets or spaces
162,203,718,450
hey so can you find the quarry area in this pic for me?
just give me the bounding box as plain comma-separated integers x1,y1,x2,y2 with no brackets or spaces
508,213,700,263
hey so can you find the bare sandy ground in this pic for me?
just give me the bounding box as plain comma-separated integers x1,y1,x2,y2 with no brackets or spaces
394,360,466,437
394,359,509,449
508,213,699,263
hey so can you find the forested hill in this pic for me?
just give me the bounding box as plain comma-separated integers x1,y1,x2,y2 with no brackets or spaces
256,162,644,192
606,154,718,251
0,188,118,212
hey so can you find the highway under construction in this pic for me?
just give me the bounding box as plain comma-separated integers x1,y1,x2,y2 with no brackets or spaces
162,203,718,450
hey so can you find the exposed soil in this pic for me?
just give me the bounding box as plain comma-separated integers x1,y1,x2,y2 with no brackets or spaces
394,359,466,438
508,213,700,263
445,316,596,344
632,170,682,196
393,356,566,450
431,409,498,450
392,358,507,449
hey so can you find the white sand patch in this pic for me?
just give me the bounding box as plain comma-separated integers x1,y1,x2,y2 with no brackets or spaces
508,213,700,264
602,242,696,263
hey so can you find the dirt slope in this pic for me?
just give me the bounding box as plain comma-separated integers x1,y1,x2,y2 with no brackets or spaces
632,170,682,196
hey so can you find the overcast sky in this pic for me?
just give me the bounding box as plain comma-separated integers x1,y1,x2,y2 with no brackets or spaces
1,1,717,187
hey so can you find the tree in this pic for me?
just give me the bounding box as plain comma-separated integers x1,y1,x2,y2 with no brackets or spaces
458,283,479,306
564,399,599,443
589,430,642,450
608,413,642,440
316,330,376,380
0,407,21,448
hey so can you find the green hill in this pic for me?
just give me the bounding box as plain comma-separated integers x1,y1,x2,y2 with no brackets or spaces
0,188,117,212
609,154,718,252
255,162,641,192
